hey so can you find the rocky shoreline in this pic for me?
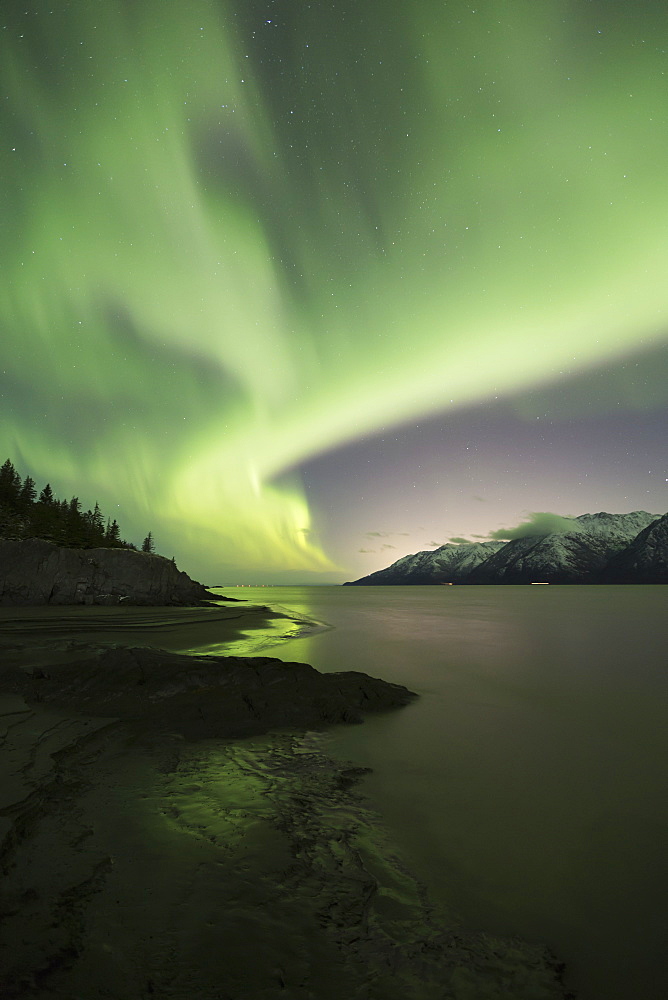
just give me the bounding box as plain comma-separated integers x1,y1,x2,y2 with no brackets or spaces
0,618,575,999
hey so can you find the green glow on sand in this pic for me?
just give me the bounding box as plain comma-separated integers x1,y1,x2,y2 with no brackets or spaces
1,1,667,574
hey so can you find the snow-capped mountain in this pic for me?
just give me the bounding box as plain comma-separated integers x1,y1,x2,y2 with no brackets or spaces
344,541,506,585
345,512,664,585
601,512,668,583
469,511,660,584
572,510,660,542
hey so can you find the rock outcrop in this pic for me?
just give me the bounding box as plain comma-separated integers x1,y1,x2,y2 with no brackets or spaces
0,538,214,606
12,645,417,740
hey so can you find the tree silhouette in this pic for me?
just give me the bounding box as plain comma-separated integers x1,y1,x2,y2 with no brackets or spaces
19,476,37,510
0,461,28,537
105,519,121,544
38,483,55,505
0,458,148,553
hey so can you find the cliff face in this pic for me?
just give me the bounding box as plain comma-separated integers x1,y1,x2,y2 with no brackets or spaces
0,538,213,606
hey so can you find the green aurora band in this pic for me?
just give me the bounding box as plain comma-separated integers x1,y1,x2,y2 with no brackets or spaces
1,1,667,575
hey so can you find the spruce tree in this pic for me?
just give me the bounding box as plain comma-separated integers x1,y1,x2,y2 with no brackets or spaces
19,476,36,509
38,483,55,505
64,497,83,545
0,460,24,537
0,460,21,509
141,532,155,554
105,519,121,545
32,484,58,539
92,502,105,535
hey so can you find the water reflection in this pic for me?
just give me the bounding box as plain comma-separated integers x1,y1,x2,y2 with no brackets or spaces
189,590,332,659
228,585,668,1000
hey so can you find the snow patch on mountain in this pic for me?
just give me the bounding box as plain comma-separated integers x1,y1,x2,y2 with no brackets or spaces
345,541,505,585
345,512,664,585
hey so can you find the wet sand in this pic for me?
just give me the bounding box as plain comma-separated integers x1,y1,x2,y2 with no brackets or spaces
0,601,313,660
0,604,573,999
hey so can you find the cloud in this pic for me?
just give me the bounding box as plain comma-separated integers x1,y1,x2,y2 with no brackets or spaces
366,530,410,539
426,540,444,547
488,512,578,541
358,547,376,553
472,534,487,539
473,496,487,502
381,543,396,549
448,536,470,544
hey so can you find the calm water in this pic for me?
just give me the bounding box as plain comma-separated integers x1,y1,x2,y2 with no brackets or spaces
210,585,668,1000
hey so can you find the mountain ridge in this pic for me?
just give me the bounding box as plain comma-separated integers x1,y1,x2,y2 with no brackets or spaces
345,511,665,585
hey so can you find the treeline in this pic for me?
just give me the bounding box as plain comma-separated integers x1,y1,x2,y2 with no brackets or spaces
0,459,155,553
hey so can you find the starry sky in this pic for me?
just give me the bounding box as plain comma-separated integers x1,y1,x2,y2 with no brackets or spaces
1,0,666,584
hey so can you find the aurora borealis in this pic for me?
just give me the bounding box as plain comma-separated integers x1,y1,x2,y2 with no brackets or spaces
1,0,667,582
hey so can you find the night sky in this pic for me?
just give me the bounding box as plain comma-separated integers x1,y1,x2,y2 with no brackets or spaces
1,0,666,583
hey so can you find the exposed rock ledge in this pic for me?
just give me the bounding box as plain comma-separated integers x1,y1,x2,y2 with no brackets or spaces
0,538,215,606
0,646,573,999
6,645,418,739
